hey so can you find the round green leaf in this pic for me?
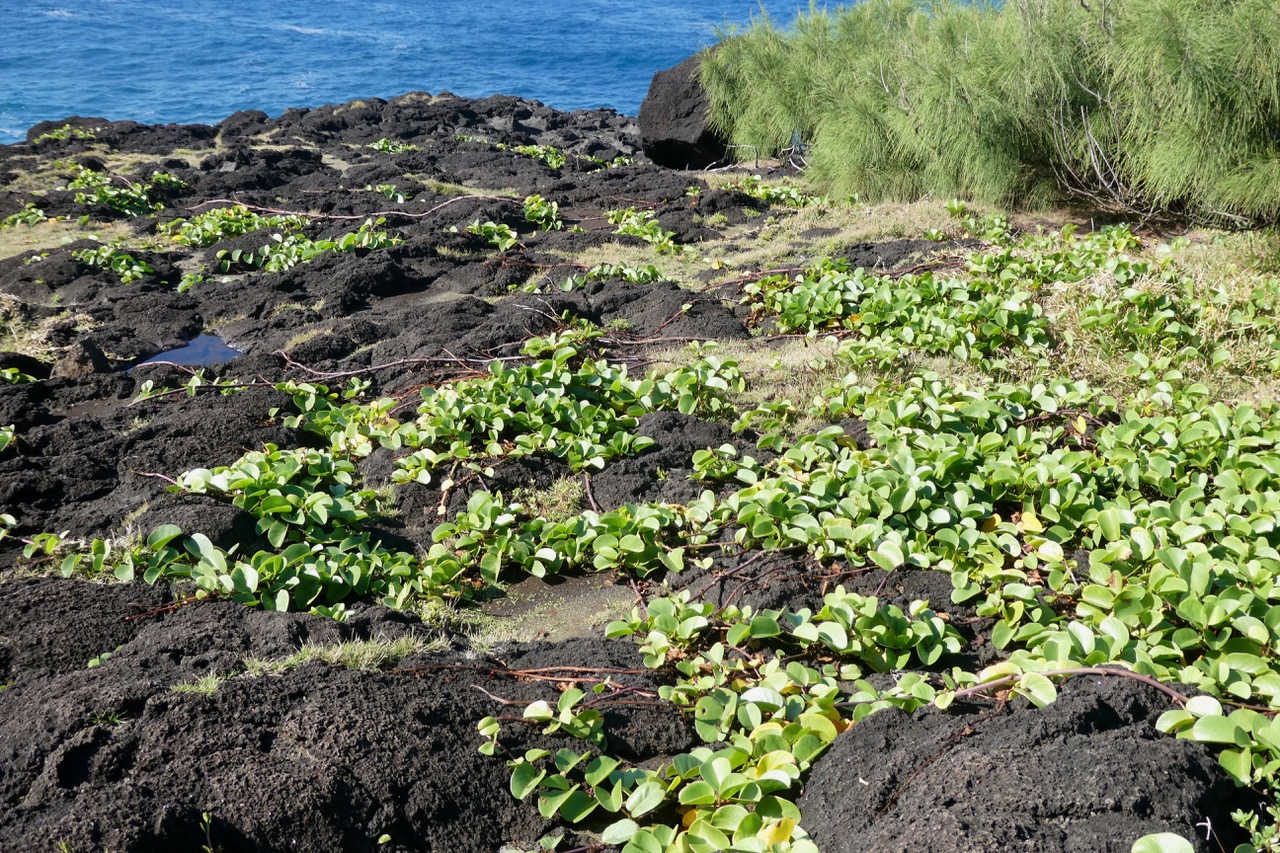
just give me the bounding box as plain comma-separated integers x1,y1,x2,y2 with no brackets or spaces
602,819,639,845
871,540,905,570
510,762,546,800
625,779,667,817
1035,540,1064,563
1190,715,1246,745
146,524,184,549
1184,695,1223,719
1130,833,1194,853
678,780,717,805
1017,673,1057,708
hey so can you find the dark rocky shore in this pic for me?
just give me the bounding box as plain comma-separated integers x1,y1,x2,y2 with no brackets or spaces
0,88,1246,852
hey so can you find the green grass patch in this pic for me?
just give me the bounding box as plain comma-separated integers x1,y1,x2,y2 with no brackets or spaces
242,634,440,675
170,673,227,695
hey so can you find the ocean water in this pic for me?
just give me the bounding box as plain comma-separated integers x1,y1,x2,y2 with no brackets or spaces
0,1,809,144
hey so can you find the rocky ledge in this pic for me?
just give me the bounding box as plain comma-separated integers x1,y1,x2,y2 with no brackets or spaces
0,83,1246,852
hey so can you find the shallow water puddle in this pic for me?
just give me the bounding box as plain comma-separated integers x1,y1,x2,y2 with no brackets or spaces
136,334,242,368
480,574,633,644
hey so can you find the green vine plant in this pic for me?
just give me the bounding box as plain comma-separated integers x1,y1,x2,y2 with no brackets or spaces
523,194,564,232
367,137,419,154
66,164,186,216
25,327,745,615
2,367,38,384
177,268,208,293
472,360,1280,849
519,263,664,295
72,245,156,284
455,135,631,171
460,220,519,252
213,219,402,274
456,215,1280,847
20,211,1280,848
452,195,564,252
607,208,687,255
508,144,568,170
478,589,962,853
547,263,665,294
729,175,823,208
741,248,1050,368
367,183,412,203
160,205,312,247
31,123,97,145
133,369,251,403
161,206,404,282
1,203,56,229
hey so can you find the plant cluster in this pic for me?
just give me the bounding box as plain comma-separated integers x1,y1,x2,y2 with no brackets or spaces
1,367,37,384
134,369,248,402
522,194,563,232
467,359,1280,849
744,215,1280,387
368,183,412,203
730,176,820,208
521,262,665,295
72,245,156,284
454,225,1280,846
462,220,519,252
23,207,1280,848
1,203,52,228
456,135,631,171
608,208,684,255
382,331,742,487
160,205,311,247
35,330,743,610
479,588,961,853
367,137,419,154
523,148,631,171
504,143,567,170
561,263,664,290
67,165,185,216
31,124,97,145
177,269,207,293
214,219,402,274
700,0,1280,220
742,243,1050,368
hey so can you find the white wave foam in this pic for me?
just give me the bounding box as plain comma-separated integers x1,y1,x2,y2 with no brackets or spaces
280,25,328,36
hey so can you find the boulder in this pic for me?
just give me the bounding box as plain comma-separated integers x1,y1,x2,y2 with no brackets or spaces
0,351,51,380
638,52,727,169
796,677,1252,852
24,116,109,144
51,339,111,378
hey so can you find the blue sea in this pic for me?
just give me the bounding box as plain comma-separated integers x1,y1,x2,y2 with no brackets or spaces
0,1,810,144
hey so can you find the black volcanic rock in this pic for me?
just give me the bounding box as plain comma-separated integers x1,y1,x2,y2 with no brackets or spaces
0,90,1242,853
797,677,1250,852
638,52,728,169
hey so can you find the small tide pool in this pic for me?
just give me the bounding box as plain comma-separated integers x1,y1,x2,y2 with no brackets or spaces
135,334,242,369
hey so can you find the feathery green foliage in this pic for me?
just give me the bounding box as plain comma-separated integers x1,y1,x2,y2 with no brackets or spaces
701,0,1280,221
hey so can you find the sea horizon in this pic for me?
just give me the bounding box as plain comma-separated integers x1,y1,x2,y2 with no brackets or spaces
0,1,810,143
